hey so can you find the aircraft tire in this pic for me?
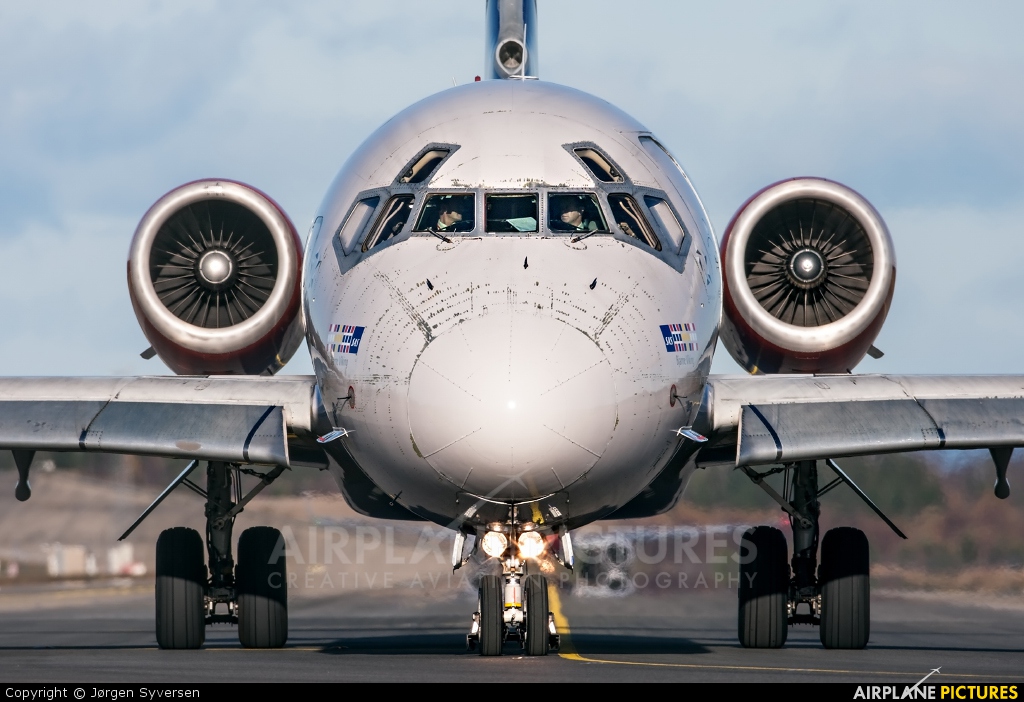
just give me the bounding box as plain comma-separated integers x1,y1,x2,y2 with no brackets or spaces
237,526,288,649
523,574,549,656
478,574,504,656
155,527,206,650
738,526,790,648
819,527,870,649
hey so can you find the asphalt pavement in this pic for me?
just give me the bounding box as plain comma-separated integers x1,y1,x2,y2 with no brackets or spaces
0,580,1020,683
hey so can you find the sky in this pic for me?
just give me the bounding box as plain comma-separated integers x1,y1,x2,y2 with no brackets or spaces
1,1,1022,377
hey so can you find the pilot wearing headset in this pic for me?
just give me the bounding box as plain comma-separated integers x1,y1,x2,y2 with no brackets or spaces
551,195,599,232
436,197,473,232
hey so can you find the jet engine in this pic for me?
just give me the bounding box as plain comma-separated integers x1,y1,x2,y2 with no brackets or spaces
720,178,895,374
128,179,303,375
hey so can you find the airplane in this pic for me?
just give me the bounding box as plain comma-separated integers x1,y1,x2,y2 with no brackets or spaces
2,0,1021,656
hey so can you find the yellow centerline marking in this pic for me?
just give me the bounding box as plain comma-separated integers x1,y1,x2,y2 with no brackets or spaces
547,587,1009,679
207,647,323,652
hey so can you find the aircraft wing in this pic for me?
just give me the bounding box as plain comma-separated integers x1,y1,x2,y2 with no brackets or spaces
704,374,1024,466
0,375,320,467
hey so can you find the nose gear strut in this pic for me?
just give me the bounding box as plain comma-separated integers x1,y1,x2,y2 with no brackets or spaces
465,512,560,656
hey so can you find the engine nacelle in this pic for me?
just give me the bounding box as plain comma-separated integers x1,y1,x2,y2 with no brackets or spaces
128,179,303,375
720,178,895,374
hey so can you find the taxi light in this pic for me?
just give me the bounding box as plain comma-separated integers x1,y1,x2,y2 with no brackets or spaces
481,531,508,558
518,531,545,559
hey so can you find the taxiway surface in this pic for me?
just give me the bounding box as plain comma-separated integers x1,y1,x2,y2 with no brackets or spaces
0,581,1020,683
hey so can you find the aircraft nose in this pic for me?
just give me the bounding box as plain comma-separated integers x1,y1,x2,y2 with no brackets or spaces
407,313,616,501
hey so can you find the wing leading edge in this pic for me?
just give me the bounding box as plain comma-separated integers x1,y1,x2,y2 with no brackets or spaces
704,374,1024,467
0,376,317,466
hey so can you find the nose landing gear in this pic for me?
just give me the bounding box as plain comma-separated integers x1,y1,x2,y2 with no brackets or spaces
466,531,560,656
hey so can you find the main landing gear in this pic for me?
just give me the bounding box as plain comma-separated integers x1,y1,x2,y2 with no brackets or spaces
738,459,900,650
465,527,561,656
154,461,288,649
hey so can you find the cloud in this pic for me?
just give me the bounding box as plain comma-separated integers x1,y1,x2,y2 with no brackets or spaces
542,1,1024,214
0,214,152,376
0,1,1022,376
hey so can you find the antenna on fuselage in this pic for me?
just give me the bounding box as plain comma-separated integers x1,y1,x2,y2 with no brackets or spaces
485,0,538,80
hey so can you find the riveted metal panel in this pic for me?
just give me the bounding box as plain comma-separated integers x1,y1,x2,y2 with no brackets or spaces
0,400,288,466
737,396,1024,466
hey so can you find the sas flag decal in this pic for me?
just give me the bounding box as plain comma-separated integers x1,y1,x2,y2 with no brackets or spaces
660,323,698,352
328,324,364,355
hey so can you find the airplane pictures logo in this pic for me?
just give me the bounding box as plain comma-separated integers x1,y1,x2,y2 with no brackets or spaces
852,667,1019,700
660,323,698,352
328,324,364,355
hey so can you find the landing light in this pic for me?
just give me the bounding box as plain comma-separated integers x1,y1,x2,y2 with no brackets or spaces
481,531,508,558
517,531,545,559
507,400,516,410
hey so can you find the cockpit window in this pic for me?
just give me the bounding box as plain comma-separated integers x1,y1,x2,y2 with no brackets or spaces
486,194,538,232
337,196,380,254
362,195,414,251
573,147,624,183
414,193,475,233
400,149,450,184
548,193,607,234
644,195,686,252
608,194,661,250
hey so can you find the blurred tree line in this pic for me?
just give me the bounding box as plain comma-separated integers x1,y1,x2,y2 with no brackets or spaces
679,449,1024,572
1,448,1021,574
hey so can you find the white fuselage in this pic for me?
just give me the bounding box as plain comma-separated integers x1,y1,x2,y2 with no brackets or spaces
302,80,722,531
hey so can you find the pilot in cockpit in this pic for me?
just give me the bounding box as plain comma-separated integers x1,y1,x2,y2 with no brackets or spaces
436,202,465,231
549,194,601,233
416,193,475,233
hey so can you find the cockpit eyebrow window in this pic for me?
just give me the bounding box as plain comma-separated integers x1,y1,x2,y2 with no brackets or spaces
414,193,475,233
638,136,683,174
573,147,624,183
644,196,686,253
362,195,414,251
486,194,538,232
608,194,661,251
548,193,607,234
400,149,450,184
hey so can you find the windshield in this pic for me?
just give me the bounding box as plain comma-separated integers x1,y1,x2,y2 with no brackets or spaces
362,195,414,251
608,194,661,250
414,193,475,233
486,194,538,233
548,193,607,233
